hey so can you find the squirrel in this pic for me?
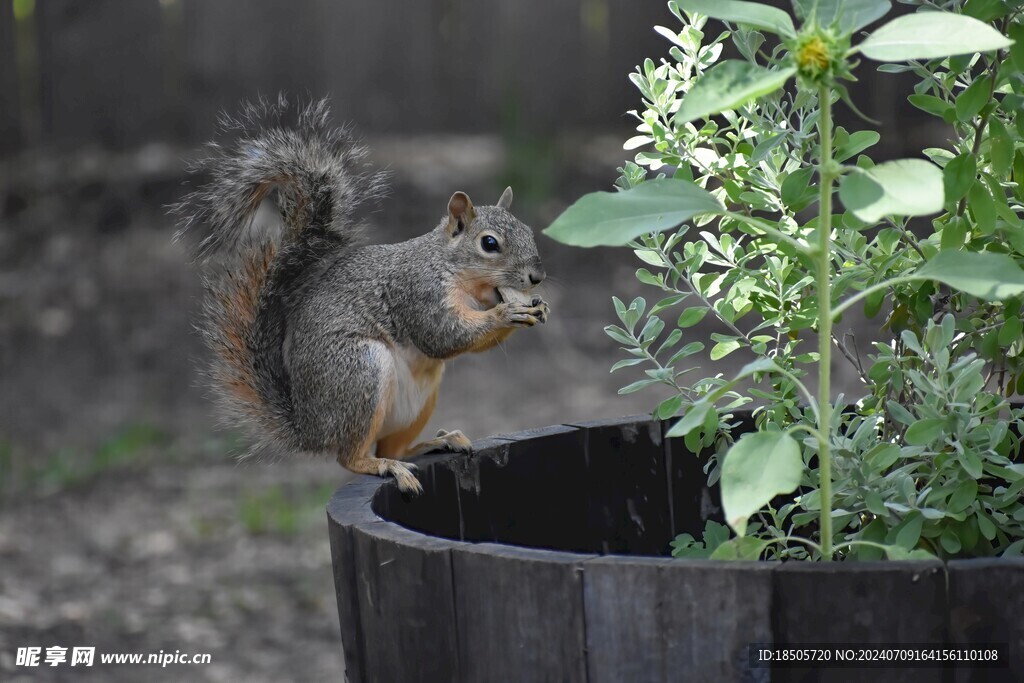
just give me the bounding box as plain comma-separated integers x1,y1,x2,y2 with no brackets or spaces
174,97,549,494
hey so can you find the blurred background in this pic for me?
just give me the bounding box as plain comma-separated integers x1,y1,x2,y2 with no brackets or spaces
0,0,941,680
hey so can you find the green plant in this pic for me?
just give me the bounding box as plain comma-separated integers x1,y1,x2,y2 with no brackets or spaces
0,425,169,500
546,0,1024,560
237,483,335,536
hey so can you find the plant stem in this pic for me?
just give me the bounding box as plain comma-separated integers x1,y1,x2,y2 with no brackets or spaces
816,85,835,560
954,56,1000,219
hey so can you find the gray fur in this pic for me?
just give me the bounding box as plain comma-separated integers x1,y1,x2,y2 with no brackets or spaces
174,97,544,460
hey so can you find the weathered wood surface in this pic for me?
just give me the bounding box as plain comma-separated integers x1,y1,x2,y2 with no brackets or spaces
4,0,936,157
373,440,516,542
772,561,948,683
569,416,672,555
452,543,594,683
327,477,384,683
584,556,773,683
0,0,19,153
474,424,592,551
948,558,1024,683
352,521,461,683
3,0,670,153
34,0,165,148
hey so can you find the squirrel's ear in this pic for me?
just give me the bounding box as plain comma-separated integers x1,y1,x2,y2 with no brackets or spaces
497,186,513,210
447,191,475,237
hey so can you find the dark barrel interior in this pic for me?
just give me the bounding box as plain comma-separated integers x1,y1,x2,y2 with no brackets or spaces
371,414,754,556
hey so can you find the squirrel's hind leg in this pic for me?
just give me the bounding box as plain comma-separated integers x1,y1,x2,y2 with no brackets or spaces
331,342,424,495
342,452,423,495
338,411,424,495
376,388,473,458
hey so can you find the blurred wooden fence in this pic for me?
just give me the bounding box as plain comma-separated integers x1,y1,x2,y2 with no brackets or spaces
0,0,671,153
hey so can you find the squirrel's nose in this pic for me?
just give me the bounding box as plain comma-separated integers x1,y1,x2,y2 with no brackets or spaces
528,267,546,286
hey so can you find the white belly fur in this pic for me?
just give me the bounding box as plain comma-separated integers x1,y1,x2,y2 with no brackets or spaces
377,342,445,438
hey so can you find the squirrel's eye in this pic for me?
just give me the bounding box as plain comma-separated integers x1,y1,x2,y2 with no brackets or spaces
480,235,501,253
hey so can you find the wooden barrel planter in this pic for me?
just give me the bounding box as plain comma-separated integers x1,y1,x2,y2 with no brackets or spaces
327,415,1024,683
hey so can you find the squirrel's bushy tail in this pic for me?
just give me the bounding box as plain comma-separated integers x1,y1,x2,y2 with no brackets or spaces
173,96,386,457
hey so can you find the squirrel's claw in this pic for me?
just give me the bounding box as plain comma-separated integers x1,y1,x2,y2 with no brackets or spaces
380,459,423,495
434,429,473,454
501,299,550,327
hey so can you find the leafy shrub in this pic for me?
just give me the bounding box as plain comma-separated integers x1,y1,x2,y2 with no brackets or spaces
546,0,1024,560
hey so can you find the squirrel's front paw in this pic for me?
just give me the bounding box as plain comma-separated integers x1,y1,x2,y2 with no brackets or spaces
530,296,550,324
379,460,423,495
498,298,549,327
434,429,473,454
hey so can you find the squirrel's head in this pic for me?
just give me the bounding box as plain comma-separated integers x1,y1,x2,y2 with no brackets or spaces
442,188,546,308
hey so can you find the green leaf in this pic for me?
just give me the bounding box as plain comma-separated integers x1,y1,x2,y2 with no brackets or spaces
667,341,705,366
780,166,815,208
865,491,888,516
1005,539,1024,556
948,479,978,514
709,536,769,561
618,378,661,395
968,182,996,234
669,533,705,558
658,328,683,354
839,159,944,223
544,179,725,247
792,0,891,33
943,154,976,204
634,249,666,267
710,338,742,360
989,118,1013,177
964,0,1007,23
721,431,803,536
865,442,901,470
610,358,646,372
864,288,886,318
835,130,881,163
955,75,992,122
959,449,984,479
940,528,963,554
656,394,685,420
940,217,968,251
860,13,1012,62
734,358,780,379
675,61,796,124
677,307,709,328
908,94,953,119
904,418,946,446
701,520,732,552
894,512,924,550
636,268,661,286
751,132,787,163
678,0,796,37
1010,23,1024,71
999,315,1022,346
888,401,916,426
605,325,635,346
854,520,888,560
883,545,937,560
671,520,732,558
977,511,997,540
666,401,712,438
649,294,687,316
627,297,645,327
